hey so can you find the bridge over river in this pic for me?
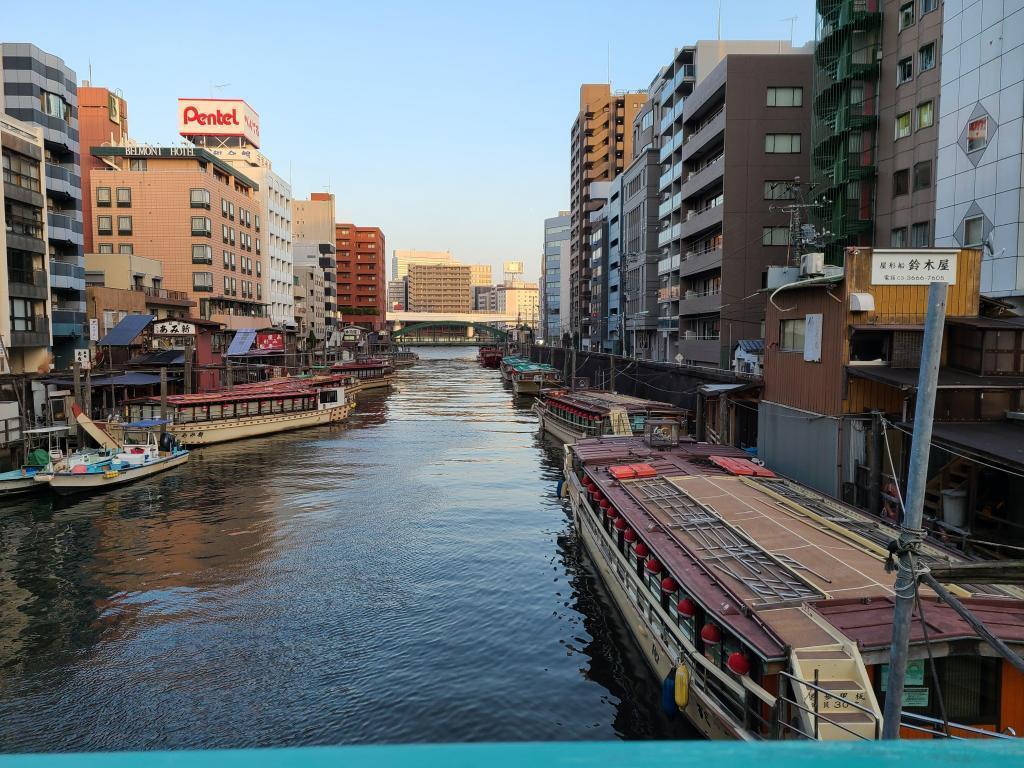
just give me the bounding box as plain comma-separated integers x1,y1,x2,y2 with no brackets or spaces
387,311,519,345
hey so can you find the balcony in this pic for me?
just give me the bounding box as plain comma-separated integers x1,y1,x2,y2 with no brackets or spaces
678,289,722,316
678,335,721,364
7,268,48,300
45,164,80,198
680,155,724,202
139,286,195,307
657,226,673,247
680,202,723,240
49,259,86,292
51,309,86,338
657,285,681,303
657,316,678,332
681,107,725,163
658,254,680,275
679,246,723,277
46,210,84,245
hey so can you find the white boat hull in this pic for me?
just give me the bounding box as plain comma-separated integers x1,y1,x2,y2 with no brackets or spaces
168,403,349,447
534,405,586,445
47,452,190,495
0,472,42,497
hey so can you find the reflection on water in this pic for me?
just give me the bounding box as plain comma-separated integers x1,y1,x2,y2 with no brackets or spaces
0,347,693,751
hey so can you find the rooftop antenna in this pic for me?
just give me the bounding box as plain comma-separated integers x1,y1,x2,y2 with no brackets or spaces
607,43,612,86
718,0,723,40
88,60,92,84
209,82,231,97
780,16,797,47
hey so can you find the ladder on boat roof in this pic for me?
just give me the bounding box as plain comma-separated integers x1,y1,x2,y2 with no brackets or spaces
608,407,632,436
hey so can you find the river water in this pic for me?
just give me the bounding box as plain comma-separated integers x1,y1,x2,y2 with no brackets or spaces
0,347,693,751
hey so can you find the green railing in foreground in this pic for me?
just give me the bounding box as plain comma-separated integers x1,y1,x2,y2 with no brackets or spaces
1,739,1022,767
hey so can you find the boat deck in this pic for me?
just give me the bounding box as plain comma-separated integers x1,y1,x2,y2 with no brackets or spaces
548,389,684,414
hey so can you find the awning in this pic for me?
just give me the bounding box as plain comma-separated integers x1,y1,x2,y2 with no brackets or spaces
736,339,764,355
98,314,155,346
923,420,1024,470
226,329,257,356
45,372,168,387
127,350,185,366
123,418,170,428
847,365,1024,390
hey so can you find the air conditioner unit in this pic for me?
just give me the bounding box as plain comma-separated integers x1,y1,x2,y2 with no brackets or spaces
685,290,696,299
800,252,826,277
684,330,697,339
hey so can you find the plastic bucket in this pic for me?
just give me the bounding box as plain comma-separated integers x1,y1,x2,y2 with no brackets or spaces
942,489,968,528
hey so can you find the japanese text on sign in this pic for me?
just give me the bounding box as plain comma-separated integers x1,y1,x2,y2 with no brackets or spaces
871,250,958,285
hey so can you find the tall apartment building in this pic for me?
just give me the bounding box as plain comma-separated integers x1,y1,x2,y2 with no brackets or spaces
569,85,648,347
1,44,84,368
656,40,810,366
469,263,492,287
87,145,264,330
540,211,570,343
293,192,337,327
1,112,51,373
292,242,328,342
621,147,663,360
335,223,385,329
406,262,471,312
392,249,453,280
935,0,1024,303
495,281,540,327
78,84,127,254
812,0,942,262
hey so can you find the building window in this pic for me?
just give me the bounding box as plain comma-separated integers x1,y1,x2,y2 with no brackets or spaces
891,228,908,247
97,215,113,236
922,0,937,12
223,250,230,268
762,226,790,246
129,159,147,171
193,244,213,264
967,117,988,152
190,188,211,208
913,160,932,191
193,271,214,292
917,101,934,130
895,112,912,139
117,216,132,235
893,169,909,197
256,261,262,277
780,319,806,352
911,221,931,248
899,1,915,30
116,187,131,207
919,43,936,72
898,57,913,85
191,216,211,236
224,276,231,293
98,243,113,253
255,238,261,255
222,224,229,243
229,202,235,220
766,87,803,107
96,187,111,207
764,181,797,200
765,134,801,153
40,91,70,122
964,216,985,247
118,243,133,254
254,213,260,231
222,198,229,217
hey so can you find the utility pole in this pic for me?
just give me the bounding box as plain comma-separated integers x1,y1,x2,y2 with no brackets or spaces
881,280,948,739
72,360,83,446
159,367,169,436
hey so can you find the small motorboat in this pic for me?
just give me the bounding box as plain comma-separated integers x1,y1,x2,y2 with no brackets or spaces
0,425,70,498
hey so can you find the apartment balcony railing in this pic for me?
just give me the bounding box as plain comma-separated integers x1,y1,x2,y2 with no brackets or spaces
681,107,726,163
658,254,681,275
680,246,723,277
679,288,722,316
681,154,725,201
680,202,724,240
8,268,48,300
657,285,681,302
657,316,678,332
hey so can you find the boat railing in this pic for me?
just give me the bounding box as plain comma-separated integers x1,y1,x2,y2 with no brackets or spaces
545,405,602,437
777,670,880,741
898,711,1018,740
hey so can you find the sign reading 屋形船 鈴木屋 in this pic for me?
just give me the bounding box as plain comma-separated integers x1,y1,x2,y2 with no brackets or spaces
870,249,958,286
177,98,260,148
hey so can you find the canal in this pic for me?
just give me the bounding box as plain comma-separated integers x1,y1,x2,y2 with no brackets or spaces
0,347,693,751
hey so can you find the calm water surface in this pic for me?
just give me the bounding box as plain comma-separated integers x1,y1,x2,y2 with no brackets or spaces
0,347,693,751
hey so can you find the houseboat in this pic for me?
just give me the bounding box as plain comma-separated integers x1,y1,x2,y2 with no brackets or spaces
499,355,527,383
330,358,395,394
42,423,188,495
534,389,688,444
0,426,70,497
111,375,352,447
478,346,502,369
510,363,562,397
563,422,1024,741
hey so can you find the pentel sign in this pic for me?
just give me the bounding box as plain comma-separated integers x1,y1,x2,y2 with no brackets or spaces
177,98,260,147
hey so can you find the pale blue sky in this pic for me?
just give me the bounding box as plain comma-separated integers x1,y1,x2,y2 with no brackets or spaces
6,0,813,281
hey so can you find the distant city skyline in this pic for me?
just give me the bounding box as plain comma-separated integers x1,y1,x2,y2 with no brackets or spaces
3,1,814,282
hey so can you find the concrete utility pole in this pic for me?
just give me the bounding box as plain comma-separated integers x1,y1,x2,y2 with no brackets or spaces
882,280,948,739
72,360,83,446
159,367,169,436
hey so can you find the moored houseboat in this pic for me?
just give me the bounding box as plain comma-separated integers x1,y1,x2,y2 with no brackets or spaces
477,346,502,369
563,423,1024,741
534,389,687,444
499,355,527,383
110,375,352,447
510,363,561,397
330,358,395,394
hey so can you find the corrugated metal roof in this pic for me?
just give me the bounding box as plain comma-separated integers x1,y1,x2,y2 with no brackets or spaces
737,339,764,354
98,314,154,346
226,329,257,356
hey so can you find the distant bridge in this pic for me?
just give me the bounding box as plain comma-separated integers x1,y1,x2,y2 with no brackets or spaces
387,311,518,346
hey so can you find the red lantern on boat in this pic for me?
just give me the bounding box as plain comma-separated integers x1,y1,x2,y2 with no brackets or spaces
727,652,751,676
701,624,722,644
599,498,611,510
634,542,649,558
661,576,678,593
605,506,618,519
591,490,603,503
624,529,637,543
614,518,628,531
644,558,662,573
677,598,696,618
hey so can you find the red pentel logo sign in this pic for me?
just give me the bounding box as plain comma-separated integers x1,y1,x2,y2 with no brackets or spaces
178,98,260,148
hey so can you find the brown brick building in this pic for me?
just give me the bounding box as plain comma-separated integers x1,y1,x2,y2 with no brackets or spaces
335,222,385,329
78,84,128,253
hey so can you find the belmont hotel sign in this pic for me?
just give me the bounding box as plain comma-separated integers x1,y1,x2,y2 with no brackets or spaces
177,98,260,148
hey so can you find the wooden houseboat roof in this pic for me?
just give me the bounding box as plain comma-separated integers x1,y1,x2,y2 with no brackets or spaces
127,375,349,406
547,389,685,415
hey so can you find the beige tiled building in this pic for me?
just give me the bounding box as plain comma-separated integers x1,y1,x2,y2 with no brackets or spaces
88,146,266,330
406,263,472,313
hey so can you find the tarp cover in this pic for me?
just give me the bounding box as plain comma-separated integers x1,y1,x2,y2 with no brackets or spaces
45,373,168,387
226,329,257,356
98,314,155,346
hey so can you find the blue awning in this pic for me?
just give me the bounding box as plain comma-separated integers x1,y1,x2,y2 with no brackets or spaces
98,314,155,346
226,329,257,356
123,418,170,428
44,372,168,387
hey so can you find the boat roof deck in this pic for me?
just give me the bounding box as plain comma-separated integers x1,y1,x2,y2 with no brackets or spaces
548,389,684,414
128,375,349,405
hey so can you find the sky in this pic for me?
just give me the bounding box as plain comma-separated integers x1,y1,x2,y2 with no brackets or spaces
5,0,814,282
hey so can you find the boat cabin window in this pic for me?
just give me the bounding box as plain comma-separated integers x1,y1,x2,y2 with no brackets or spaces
319,389,339,405
875,655,1000,725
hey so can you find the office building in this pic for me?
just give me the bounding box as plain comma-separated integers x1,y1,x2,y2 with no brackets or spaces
569,85,648,346
812,0,942,261
620,146,662,360
656,41,811,366
495,281,540,328
541,211,570,343
293,192,337,327
336,223,385,329
292,242,328,342
78,84,128,254
1,112,50,373
935,0,1024,302
406,262,471,312
388,278,407,311
469,263,492,286
391,249,453,280
1,43,84,368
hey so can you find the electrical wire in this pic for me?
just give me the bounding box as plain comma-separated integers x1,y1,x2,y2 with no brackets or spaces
883,419,1024,481
915,589,951,737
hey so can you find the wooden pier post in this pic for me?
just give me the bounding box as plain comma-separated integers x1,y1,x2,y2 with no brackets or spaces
159,367,168,434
